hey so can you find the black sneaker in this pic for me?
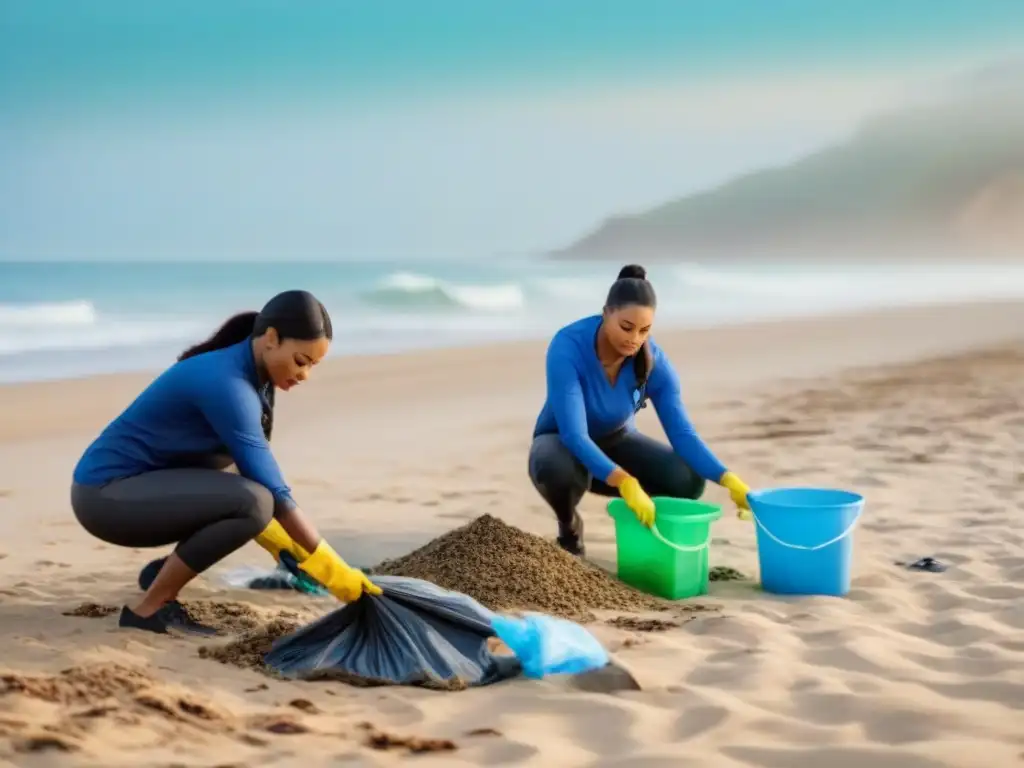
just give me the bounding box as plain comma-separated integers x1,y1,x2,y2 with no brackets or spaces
557,535,587,557
118,605,170,634
557,512,586,556
117,602,219,637
137,556,168,591
158,601,220,637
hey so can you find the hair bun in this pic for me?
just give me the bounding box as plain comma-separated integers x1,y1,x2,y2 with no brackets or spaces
617,264,647,281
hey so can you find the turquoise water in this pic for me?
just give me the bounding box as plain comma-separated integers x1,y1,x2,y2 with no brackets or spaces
4,258,1024,383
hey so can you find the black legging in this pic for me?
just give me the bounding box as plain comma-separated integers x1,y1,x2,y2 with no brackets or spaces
71,467,278,574
528,429,706,546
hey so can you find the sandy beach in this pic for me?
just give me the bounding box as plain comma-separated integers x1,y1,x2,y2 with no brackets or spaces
1,300,1022,767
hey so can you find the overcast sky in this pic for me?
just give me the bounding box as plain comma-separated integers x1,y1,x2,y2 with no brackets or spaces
2,0,1021,261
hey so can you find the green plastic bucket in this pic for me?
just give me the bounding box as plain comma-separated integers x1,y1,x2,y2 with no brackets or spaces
606,496,722,600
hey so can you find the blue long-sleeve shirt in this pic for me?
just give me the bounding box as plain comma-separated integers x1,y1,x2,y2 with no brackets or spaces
533,315,728,483
73,339,296,510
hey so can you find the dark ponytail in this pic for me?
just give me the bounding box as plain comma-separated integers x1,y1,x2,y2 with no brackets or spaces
604,264,657,392
178,312,259,362
177,290,333,363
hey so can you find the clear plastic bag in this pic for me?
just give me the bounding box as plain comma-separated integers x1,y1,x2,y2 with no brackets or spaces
491,614,609,678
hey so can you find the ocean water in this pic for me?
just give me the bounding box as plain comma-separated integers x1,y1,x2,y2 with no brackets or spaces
3,258,1024,384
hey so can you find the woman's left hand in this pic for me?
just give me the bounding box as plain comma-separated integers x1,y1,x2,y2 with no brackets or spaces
719,472,752,520
255,517,311,562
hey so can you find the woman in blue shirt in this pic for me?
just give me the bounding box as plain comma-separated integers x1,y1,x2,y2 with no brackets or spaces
530,265,752,555
71,290,380,635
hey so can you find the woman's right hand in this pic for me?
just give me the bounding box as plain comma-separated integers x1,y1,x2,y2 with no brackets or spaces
617,475,656,527
299,540,383,603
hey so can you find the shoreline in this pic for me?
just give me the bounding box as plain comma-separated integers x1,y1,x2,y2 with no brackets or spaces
5,295,1024,391
2,298,1022,444
5,284,1024,387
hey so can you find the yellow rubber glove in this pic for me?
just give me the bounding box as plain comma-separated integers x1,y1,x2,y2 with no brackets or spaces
619,475,656,527
298,540,383,603
255,518,310,563
720,471,752,521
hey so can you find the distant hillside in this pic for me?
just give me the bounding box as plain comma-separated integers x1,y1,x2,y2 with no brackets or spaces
553,63,1024,261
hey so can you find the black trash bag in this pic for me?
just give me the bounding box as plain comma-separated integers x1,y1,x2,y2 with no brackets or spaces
263,575,523,689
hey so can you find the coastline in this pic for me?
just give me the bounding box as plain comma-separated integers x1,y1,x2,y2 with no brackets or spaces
6,258,1024,387
2,298,1022,442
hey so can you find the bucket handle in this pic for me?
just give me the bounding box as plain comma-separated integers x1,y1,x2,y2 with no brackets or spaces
649,522,711,553
751,507,863,551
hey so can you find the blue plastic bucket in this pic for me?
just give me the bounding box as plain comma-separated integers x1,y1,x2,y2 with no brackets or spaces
748,487,864,597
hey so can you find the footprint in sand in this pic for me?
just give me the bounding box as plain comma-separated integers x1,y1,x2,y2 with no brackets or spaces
896,617,991,647
723,745,949,768
670,705,730,741
0,489,12,498
468,488,501,497
903,650,1016,678
924,680,1024,710
962,583,1024,601
991,603,1024,631
995,638,1024,654
849,473,889,489
802,645,889,676
438,511,476,522
352,492,386,503
999,564,1024,582
791,690,864,727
